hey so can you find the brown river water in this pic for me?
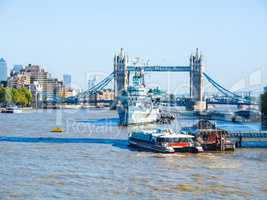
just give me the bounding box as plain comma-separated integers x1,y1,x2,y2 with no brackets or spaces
0,109,267,200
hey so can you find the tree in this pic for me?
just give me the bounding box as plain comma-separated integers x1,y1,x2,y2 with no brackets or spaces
21,87,32,106
0,87,6,105
13,87,32,106
0,87,33,107
0,87,13,106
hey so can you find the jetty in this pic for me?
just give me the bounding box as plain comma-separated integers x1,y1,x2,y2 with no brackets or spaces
226,130,267,148
181,120,267,149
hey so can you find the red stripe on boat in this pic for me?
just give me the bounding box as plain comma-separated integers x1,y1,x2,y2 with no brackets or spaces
168,143,190,147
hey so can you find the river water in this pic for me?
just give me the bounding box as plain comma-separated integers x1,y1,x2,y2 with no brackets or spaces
0,109,267,200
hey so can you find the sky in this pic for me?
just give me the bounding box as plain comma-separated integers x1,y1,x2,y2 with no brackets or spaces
0,0,267,93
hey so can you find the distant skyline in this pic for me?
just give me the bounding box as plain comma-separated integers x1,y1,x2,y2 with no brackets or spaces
0,57,7,81
0,0,267,92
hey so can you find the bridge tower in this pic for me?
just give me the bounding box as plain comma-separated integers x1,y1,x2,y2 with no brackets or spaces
190,48,206,111
114,48,129,98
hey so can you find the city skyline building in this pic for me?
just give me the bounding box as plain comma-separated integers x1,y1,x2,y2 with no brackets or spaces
0,58,7,82
88,75,96,90
10,64,24,78
13,64,23,74
7,73,31,88
41,78,63,103
7,64,64,106
63,74,71,88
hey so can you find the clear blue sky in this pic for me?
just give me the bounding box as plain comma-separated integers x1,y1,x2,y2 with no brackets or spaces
0,0,266,93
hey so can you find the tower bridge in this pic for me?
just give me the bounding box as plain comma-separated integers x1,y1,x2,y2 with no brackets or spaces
127,66,191,72
79,48,256,110
114,48,206,110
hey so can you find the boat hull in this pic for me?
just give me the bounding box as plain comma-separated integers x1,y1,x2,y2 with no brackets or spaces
128,138,203,153
1,109,22,113
128,138,174,153
118,107,159,125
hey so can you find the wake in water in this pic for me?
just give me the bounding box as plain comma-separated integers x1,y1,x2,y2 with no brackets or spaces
77,118,119,126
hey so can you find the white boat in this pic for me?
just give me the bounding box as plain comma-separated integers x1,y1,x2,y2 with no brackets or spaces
128,129,203,153
1,107,22,113
117,69,159,125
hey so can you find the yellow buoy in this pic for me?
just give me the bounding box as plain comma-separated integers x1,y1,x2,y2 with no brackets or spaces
50,127,64,133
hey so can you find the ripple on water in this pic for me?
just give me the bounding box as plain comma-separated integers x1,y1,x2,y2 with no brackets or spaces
174,183,253,199
204,161,241,170
76,118,119,126
1,110,267,199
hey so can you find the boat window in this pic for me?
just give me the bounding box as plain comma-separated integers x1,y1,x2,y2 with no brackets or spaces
157,137,193,143
157,138,164,142
173,138,182,142
157,138,171,143
179,138,187,142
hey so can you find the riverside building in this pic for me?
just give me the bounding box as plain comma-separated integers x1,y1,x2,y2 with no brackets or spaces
63,74,71,88
0,58,7,82
7,64,63,106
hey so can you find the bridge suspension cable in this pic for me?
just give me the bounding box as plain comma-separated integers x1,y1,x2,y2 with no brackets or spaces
203,73,242,98
83,72,114,96
203,72,253,104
